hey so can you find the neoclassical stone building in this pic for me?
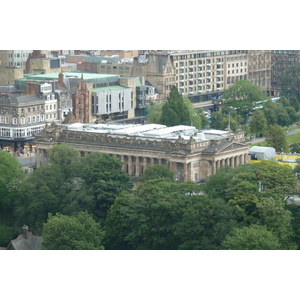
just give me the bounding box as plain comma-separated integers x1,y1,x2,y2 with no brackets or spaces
35,123,250,182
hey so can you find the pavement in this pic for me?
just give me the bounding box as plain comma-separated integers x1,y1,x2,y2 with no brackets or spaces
17,153,36,168
251,127,300,144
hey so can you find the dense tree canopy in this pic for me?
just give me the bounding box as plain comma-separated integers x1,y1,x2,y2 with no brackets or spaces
138,164,175,182
0,151,24,209
41,211,104,250
14,145,133,232
265,125,289,152
221,224,282,250
104,180,201,250
160,86,190,126
222,80,268,123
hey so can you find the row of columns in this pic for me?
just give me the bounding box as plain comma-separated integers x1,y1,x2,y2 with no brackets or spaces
213,153,248,174
36,148,248,182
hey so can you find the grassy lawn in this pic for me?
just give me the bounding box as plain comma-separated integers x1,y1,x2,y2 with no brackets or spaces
252,132,300,147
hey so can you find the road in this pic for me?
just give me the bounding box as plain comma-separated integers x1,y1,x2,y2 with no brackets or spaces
17,154,36,168
251,127,300,144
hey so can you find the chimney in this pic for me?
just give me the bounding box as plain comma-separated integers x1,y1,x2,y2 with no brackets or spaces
22,225,29,239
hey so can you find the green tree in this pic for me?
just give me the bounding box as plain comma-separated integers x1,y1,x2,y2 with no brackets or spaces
198,108,210,129
256,160,297,199
160,86,190,126
146,103,164,124
104,180,198,250
222,80,268,124
77,152,133,221
0,225,18,247
47,143,80,180
249,110,268,136
0,151,24,209
275,103,291,127
138,164,175,183
256,197,296,249
14,164,70,231
174,196,238,250
262,100,278,125
183,96,201,128
41,211,104,250
265,125,289,152
221,224,282,250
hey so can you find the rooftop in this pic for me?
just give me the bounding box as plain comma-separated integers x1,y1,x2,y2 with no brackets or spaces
24,72,119,81
65,123,233,142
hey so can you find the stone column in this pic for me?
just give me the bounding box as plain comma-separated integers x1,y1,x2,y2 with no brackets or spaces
142,157,147,174
128,156,133,175
184,162,188,182
241,154,244,164
120,155,126,172
150,157,155,166
135,157,140,177
36,148,41,167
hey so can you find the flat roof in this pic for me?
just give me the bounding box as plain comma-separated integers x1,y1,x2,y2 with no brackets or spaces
65,123,232,142
92,85,128,92
24,72,119,81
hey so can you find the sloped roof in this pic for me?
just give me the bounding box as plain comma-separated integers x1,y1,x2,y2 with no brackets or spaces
203,139,247,154
10,232,43,250
0,85,20,93
9,94,43,104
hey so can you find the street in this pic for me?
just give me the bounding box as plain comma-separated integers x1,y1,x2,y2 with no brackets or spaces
251,127,300,144
17,154,36,168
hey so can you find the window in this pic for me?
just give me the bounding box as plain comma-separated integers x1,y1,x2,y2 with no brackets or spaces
41,114,45,121
5,117,9,124
28,108,31,112
28,116,31,123
21,117,25,125
12,117,17,125
36,115,40,122
32,116,36,123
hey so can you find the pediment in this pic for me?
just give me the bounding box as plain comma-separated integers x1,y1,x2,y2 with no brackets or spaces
203,139,248,154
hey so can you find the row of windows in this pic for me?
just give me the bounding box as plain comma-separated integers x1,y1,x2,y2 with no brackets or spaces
46,104,56,110
0,126,44,138
26,105,44,113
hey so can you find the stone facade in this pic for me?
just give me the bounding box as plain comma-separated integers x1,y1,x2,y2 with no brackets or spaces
0,67,24,85
246,50,272,93
270,50,300,96
35,124,250,182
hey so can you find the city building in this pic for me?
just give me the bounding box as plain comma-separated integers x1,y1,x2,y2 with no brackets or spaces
15,72,146,123
0,50,32,69
0,67,24,85
35,122,250,182
270,50,300,96
0,85,46,150
246,50,272,95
